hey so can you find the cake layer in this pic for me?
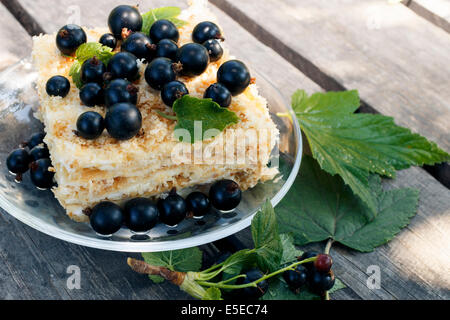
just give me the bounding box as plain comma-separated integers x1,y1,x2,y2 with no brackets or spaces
32,0,280,221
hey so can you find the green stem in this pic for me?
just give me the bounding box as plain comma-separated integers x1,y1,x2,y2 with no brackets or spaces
324,238,334,301
325,238,333,255
219,274,246,285
156,110,177,121
197,257,317,290
201,261,226,274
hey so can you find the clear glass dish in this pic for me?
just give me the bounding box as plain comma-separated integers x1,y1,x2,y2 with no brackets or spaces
0,58,302,252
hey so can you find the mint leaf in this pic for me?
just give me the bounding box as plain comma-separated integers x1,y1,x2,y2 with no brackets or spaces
75,42,114,65
202,287,222,300
68,61,83,89
277,155,420,252
142,7,187,34
141,247,202,283
171,95,240,143
251,199,283,272
294,90,449,214
69,42,115,88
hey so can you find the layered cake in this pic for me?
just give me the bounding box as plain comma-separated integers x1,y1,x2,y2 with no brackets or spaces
30,0,279,222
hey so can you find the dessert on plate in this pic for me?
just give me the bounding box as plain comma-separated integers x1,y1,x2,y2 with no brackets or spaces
7,0,279,234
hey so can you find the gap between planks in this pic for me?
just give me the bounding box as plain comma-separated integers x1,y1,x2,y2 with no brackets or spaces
402,0,450,34
210,0,449,189
1,0,44,36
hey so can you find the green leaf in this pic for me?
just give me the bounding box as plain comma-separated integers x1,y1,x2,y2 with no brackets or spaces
294,90,449,214
68,61,83,89
262,233,345,300
277,155,420,252
75,42,114,65
68,42,115,88
202,287,222,300
141,247,202,283
251,199,283,272
221,249,256,277
293,89,360,115
142,7,187,34
280,233,303,265
261,277,345,300
171,95,240,143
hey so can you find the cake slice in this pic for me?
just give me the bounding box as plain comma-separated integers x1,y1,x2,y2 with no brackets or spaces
31,0,279,222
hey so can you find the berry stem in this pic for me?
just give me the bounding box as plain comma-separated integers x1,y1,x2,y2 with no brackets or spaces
156,110,177,121
196,257,317,290
324,238,334,301
325,238,333,255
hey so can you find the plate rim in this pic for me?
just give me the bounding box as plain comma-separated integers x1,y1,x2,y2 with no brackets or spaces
0,61,303,252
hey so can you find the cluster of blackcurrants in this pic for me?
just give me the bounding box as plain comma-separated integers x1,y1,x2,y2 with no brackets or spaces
46,5,252,143
89,179,242,236
283,251,335,296
143,18,251,109
6,132,55,189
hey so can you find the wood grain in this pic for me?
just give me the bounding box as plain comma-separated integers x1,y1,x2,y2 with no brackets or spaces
0,4,31,71
214,0,450,154
1,0,448,300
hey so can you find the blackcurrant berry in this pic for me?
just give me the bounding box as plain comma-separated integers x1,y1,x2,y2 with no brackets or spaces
299,251,319,271
209,179,241,211
104,79,138,107
217,60,251,96
6,148,30,174
186,192,211,217
202,39,223,62
90,201,124,235
99,33,117,49
108,5,143,39
121,32,154,61
30,158,54,189
80,56,106,84
308,270,335,294
26,132,45,150
314,254,333,273
192,21,223,44
29,145,50,161
124,198,159,232
204,83,231,108
107,52,139,81
161,81,188,107
144,57,177,90
76,111,105,140
177,43,210,77
235,268,268,300
105,102,142,140
46,75,70,97
79,82,104,107
157,189,187,227
283,265,308,292
149,19,179,43
155,39,178,61
56,24,86,55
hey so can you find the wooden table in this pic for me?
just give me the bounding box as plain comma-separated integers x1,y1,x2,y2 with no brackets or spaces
0,0,449,300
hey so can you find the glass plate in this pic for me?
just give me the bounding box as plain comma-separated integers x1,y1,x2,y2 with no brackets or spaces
0,58,302,252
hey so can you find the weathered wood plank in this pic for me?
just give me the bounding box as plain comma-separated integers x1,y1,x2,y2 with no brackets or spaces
215,0,450,154
3,0,449,300
1,0,327,300
0,4,31,71
404,0,450,33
